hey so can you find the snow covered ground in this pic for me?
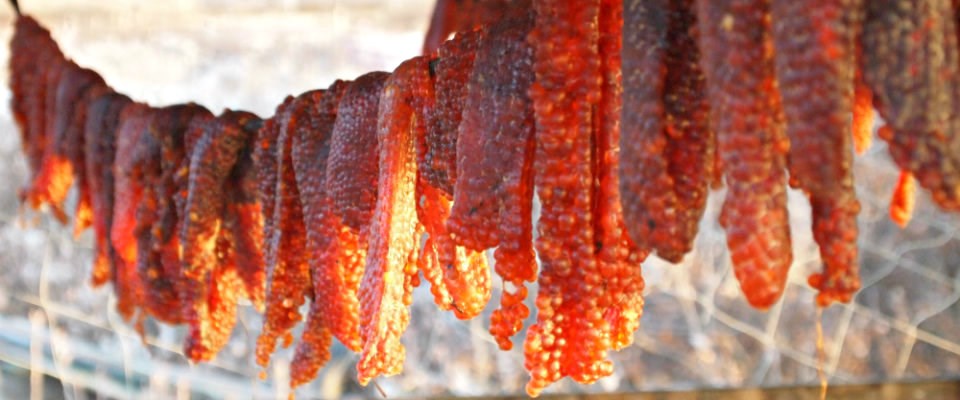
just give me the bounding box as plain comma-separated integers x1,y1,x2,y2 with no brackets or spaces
1,1,959,399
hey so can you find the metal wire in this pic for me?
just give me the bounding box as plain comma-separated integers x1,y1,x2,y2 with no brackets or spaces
1,2,959,398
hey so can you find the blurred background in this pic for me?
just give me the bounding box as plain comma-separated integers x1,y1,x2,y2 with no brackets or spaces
0,1,959,399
